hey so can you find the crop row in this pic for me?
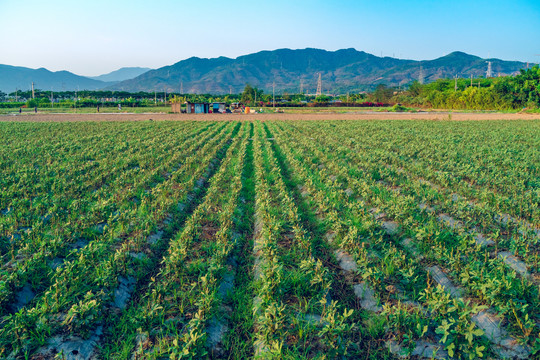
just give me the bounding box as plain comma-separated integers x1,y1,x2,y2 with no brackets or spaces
0,121,237,357
0,119,537,359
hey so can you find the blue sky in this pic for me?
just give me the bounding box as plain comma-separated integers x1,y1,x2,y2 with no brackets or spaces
1,0,539,76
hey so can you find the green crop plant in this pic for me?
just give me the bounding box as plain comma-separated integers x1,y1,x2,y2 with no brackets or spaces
0,119,537,359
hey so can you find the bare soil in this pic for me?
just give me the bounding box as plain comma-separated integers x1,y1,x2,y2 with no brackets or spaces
2,112,540,122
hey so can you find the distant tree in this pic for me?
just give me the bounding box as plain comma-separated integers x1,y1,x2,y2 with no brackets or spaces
0,91,6,101
241,84,263,105
408,81,422,97
372,84,393,103
169,95,185,103
26,99,38,108
38,97,51,106
241,84,254,104
315,95,331,103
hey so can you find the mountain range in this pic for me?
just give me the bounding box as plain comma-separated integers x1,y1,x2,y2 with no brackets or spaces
0,49,532,94
0,65,114,93
106,49,531,94
88,67,151,82
0,66,151,93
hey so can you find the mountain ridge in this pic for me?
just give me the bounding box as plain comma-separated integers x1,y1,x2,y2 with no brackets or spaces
0,49,532,94
0,65,116,93
108,48,529,94
88,67,151,82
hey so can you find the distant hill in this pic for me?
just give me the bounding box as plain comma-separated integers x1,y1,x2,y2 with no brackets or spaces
108,48,530,94
89,67,151,82
0,65,113,93
1,49,531,95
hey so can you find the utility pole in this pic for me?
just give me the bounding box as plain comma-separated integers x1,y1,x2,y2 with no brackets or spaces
454,75,458,92
272,81,275,109
180,81,183,94
486,61,492,78
470,74,473,87
31,82,35,99
229,86,232,95
300,79,303,94
15,88,18,102
154,91,157,105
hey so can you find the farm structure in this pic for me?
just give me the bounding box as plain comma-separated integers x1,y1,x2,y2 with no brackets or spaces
0,119,538,359
171,102,181,113
212,102,226,113
175,102,228,114
186,101,210,114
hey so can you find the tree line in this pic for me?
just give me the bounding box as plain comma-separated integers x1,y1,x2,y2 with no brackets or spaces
388,66,540,110
2,66,538,110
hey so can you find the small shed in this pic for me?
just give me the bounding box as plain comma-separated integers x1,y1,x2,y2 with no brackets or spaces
212,102,226,113
171,103,182,113
186,101,210,114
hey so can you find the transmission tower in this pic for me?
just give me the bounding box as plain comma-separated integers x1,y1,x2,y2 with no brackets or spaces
316,73,322,96
486,61,492,78
418,66,425,84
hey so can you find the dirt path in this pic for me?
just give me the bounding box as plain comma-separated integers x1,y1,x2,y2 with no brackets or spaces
2,112,540,122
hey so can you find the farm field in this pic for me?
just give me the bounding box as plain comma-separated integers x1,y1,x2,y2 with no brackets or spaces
4,112,540,123
0,106,172,115
0,119,538,359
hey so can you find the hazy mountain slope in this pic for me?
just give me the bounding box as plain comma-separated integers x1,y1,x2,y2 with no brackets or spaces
88,67,151,82
108,48,528,94
1,49,529,95
0,65,112,93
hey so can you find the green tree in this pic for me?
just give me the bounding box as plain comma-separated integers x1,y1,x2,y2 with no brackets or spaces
240,84,264,105
315,95,331,103
38,98,51,106
408,81,422,97
26,99,38,108
372,84,393,103
241,84,254,105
